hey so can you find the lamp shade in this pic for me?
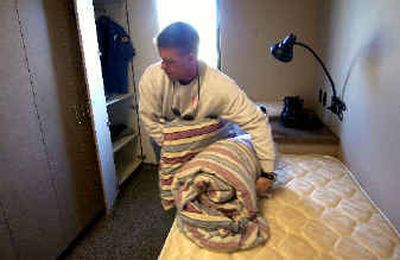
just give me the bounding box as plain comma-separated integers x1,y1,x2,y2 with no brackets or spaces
270,33,296,63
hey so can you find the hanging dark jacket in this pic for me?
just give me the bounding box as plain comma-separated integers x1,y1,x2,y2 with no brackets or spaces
96,15,135,95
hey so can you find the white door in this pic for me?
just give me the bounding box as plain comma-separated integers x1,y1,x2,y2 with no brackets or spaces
73,0,119,209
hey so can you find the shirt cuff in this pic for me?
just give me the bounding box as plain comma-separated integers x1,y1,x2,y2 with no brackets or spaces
259,159,275,173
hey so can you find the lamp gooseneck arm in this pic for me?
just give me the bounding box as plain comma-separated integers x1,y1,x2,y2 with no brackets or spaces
295,41,337,97
270,34,346,120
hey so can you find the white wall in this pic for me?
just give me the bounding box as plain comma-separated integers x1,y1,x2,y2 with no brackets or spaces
318,0,400,230
127,0,160,163
220,0,320,105
128,0,160,80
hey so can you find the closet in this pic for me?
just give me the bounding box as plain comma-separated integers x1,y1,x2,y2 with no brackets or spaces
1,0,119,257
94,0,143,186
0,0,144,256
74,0,144,209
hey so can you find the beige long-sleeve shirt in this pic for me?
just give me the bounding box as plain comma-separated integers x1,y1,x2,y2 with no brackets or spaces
139,61,275,172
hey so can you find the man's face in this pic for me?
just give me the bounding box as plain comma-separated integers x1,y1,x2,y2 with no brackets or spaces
159,47,195,81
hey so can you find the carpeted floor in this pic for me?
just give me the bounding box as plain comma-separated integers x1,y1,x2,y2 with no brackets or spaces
61,164,175,260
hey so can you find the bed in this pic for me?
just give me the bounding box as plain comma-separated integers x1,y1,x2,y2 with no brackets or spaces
159,154,400,259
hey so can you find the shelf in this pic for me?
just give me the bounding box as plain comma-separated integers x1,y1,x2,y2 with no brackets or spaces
106,92,135,107
118,158,142,185
269,117,339,145
112,132,138,153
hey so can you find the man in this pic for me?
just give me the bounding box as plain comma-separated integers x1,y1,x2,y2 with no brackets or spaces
139,22,276,193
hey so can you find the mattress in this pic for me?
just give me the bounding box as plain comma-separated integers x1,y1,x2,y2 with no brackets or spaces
159,154,400,259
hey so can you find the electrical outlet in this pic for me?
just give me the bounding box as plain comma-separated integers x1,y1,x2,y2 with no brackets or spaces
322,92,327,107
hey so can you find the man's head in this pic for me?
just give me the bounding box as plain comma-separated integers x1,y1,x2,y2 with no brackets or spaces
156,22,199,82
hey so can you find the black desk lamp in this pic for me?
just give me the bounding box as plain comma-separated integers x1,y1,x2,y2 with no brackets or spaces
270,33,346,120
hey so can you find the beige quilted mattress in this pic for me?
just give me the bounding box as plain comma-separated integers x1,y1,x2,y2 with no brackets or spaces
158,154,400,259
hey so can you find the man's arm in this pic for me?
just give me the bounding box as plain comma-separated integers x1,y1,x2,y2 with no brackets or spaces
218,80,276,172
138,69,163,145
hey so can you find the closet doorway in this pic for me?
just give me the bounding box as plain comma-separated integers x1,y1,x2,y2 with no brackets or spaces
73,0,143,210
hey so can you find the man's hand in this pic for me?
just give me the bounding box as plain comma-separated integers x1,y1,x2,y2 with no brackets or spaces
255,177,274,197
255,172,277,197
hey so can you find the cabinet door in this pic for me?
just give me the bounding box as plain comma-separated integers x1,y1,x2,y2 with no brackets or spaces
16,0,108,241
73,0,119,208
1,0,112,257
0,1,66,257
0,204,15,259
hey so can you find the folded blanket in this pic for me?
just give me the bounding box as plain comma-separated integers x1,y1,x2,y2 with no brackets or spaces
172,135,269,252
159,119,235,210
159,119,269,252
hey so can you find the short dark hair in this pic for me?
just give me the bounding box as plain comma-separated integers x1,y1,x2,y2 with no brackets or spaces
156,22,199,54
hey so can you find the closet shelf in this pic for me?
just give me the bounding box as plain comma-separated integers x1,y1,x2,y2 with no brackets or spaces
118,158,141,185
112,132,138,153
106,92,135,107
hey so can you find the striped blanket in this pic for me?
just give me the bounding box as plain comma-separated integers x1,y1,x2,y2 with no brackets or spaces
159,119,235,209
159,119,269,252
